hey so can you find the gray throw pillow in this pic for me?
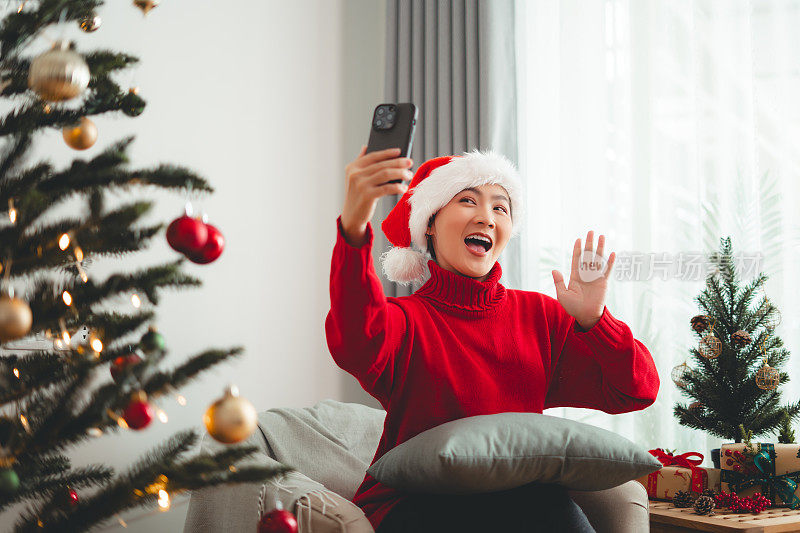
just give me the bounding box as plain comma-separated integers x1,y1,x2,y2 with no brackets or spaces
366,412,662,494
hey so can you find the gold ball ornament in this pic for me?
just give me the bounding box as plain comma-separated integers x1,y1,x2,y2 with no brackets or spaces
699,334,722,359
27,40,90,102
203,385,257,444
756,363,780,391
62,117,97,150
671,362,695,389
79,13,102,32
0,293,33,343
133,0,159,15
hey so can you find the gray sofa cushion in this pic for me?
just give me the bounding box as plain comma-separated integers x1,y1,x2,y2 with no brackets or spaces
257,399,385,500
367,412,663,494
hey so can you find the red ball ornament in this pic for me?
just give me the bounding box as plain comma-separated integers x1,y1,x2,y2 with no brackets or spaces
258,504,298,533
122,392,153,430
110,353,143,383
166,215,207,254
187,223,224,264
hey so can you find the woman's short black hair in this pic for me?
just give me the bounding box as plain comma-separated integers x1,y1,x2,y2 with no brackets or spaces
426,214,436,261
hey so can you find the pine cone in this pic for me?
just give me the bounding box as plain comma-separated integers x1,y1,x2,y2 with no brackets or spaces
731,330,752,348
691,315,712,333
673,490,695,508
693,495,715,515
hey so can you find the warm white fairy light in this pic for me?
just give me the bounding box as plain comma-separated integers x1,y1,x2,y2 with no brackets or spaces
131,294,141,308
91,338,103,353
176,395,187,406
7,199,16,224
87,427,102,437
157,489,170,511
12,368,19,379
59,233,71,250
74,246,83,262
61,331,70,345
157,409,168,423
62,291,72,306
117,516,127,527
117,417,129,429
78,266,88,283
19,414,29,432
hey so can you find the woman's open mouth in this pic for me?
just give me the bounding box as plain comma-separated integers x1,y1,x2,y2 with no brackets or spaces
464,233,493,256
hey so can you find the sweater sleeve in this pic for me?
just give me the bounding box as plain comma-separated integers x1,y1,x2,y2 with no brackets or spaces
543,297,660,414
324,216,408,408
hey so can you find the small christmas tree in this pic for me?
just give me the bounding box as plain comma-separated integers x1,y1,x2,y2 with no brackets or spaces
673,237,800,441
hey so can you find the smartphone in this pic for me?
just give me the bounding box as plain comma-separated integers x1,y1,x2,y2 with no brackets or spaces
366,103,418,183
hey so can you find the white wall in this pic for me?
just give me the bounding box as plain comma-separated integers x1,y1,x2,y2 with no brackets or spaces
0,0,385,530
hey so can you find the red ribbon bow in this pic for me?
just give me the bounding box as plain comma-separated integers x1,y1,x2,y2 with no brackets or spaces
649,449,704,469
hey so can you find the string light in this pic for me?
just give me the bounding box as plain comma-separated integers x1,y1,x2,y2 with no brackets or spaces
12,368,19,378
157,489,170,511
58,233,70,250
19,414,29,432
90,337,103,353
156,409,168,423
131,294,141,308
87,427,102,437
176,395,187,406
117,516,127,527
74,246,83,262
62,291,72,306
17,2,25,14
7,199,16,224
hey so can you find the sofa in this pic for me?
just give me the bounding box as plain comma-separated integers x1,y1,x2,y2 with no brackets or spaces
183,399,650,532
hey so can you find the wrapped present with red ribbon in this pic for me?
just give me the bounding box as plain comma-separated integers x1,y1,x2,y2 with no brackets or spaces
635,448,709,501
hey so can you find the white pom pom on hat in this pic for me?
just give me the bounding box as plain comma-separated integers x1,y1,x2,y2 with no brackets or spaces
380,149,524,285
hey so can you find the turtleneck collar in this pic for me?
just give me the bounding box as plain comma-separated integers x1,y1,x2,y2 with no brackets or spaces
414,259,506,313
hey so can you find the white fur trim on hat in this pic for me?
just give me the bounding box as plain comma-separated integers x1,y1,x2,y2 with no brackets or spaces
407,149,524,252
380,247,428,286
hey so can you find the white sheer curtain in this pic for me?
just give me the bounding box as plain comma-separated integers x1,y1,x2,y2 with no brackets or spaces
511,0,800,462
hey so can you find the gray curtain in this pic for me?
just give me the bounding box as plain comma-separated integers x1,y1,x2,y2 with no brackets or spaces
374,0,523,296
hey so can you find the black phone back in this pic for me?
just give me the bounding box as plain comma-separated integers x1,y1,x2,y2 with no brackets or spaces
366,103,418,158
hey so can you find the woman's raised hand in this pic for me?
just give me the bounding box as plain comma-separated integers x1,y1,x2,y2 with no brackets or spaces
340,146,413,246
551,231,617,331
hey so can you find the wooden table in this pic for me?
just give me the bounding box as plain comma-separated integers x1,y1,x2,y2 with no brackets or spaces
649,500,800,532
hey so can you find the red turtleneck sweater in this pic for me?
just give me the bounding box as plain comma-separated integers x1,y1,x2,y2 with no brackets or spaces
325,217,660,531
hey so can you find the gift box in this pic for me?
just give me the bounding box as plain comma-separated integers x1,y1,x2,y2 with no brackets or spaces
635,449,710,501
719,442,800,508
706,467,722,493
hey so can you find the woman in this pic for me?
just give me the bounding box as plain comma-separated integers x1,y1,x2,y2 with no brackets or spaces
325,146,660,532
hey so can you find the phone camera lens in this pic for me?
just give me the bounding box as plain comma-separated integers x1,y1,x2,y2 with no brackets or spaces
386,113,394,121
376,119,383,127
377,108,385,116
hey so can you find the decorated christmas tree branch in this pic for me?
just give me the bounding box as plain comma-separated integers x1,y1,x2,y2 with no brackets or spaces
0,0,102,60
142,348,245,395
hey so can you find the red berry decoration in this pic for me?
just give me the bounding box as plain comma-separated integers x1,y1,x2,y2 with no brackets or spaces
258,505,298,533
122,391,153,430
166,215,207,254
110,353,143,383
187,223,224,264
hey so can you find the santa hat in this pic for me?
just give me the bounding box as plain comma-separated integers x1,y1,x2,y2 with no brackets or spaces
380,149,524,285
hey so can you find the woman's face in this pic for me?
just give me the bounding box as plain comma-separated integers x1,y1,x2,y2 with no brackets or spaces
425,184,513,282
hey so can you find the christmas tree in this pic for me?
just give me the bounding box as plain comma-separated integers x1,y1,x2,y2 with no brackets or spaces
0,2,288,530
673,237,800,442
